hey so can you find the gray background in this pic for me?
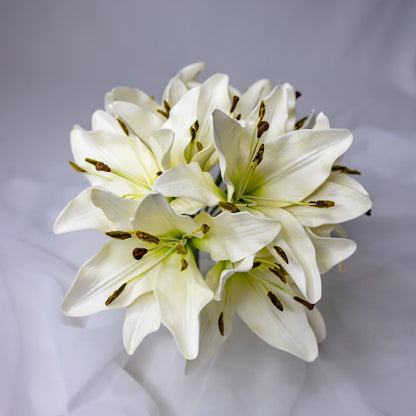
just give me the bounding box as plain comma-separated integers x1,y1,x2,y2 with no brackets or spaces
1,1,415,415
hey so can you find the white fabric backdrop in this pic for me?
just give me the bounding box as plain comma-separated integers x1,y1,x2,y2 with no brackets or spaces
1,1,415,415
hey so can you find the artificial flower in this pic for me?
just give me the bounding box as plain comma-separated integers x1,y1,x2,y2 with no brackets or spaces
61,191,281,358
186,250,326,372
152,94,371,302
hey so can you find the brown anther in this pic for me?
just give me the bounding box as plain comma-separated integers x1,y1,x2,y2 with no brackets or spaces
105,283,127,306
132,247,148,260
252,261,261,269
332,165,362,175
257,121,269,139
258,100,266,120
156,170,163,176
196,141,203,152
163,100,171,115
294,116,308,130
218,201,238,212
365,209,372,216
309,200,335,208
268,265,288,284
253,143,265,165
156,109,169,119
218,312,225,336
105,231,132,240
235,113,242,120
295,91,302,99
85,158,99,166
200,224,210,234
95,162,111,172
135,231,160,244
230,95,240,113
267,291,284,311
175,244,187,255
117,118,130,136
68,160,86,173
273,246,289,264
181,257,188,271
293,296,315,310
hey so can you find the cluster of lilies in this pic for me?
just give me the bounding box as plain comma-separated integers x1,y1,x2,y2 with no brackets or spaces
55,63,371,370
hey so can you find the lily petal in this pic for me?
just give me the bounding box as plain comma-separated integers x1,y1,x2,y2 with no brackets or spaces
154,252,213,359
185,293,234,373
105,87,159,112
286,179,372,227
306,228,357,274
232,275,318,361
175,62,206,86
162,77,188,108
163,87,200,167
246,83,296,140
123,292,161,355
193,211,281,262
54,187,113,233
107,101,163,148
91,188,138,230
212,109,252,199
62,240,166,316
257,207,321,303
306,308,326,343
153,162,225,206
132,192,197,237
235,79,272,120
71,126,155,188
247,128,353,204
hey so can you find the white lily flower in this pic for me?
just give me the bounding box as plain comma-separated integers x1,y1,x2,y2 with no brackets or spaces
54,68,234,233
61,191,281,359
186,250,324,372
153,90,372,303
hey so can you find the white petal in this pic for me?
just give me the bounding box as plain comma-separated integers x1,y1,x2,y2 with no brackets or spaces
62,240,166,316
54,181,143,233
107,101,164,147
306,228,357,274
91,188,138,230
212,256,255,300
154,253,213,359
170,198,206,215
54,187,113,233
91,110,124,133
235,79,272,119
175,62,206,85
132,192,197,237
258,207,321,303
286,179,372,227
71,125,155,187
185,295,233,373
147,129,174,171
313,112,330,129
232,276,318,361
212,109,252,198
195,73,231,150
246,83,296,140
266,237,306,293
153,162,225,206
306,308,326,343
123,292,161,354
329,171,369,195
162,77,188,107
163,87,200,167
105,87,159,112
193,211,281,262
248,128,353,204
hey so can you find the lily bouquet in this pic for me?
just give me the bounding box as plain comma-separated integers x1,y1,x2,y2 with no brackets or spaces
55,63,371,370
